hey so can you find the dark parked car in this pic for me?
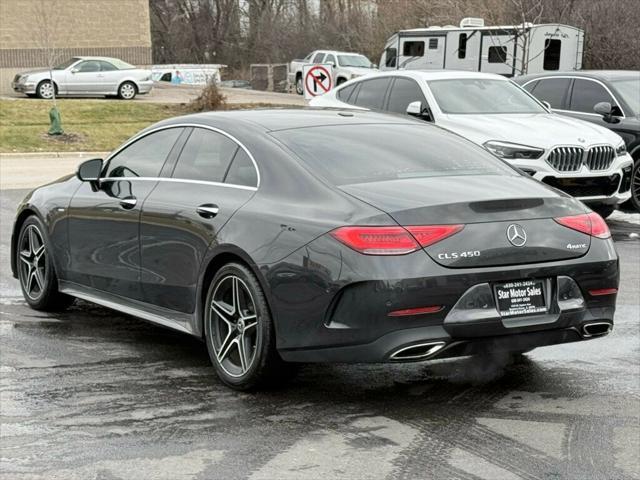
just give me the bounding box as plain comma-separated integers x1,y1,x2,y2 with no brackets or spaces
11,110,619,390
515,71,640,211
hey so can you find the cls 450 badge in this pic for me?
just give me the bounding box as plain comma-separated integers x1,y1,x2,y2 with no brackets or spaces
438,250,481,260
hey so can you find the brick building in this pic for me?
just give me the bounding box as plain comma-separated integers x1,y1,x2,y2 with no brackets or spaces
0,0,152,93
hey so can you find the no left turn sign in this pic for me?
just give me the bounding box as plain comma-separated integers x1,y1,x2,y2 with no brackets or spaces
303,64,333,100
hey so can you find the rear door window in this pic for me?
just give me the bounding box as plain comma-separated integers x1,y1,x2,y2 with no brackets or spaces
386,78,427,114
224,149,258,187
569,79,615,113
172,128,238,183
530,78,571,108
353,77,391,110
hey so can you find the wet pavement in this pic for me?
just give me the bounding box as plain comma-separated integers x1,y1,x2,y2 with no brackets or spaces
1,188,639,480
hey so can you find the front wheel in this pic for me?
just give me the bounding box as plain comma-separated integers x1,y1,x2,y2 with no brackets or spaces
204,262,294,390
631,161,640,212
16,216,74,311
36,80,55,99
295,75,303,95
118,81,137,100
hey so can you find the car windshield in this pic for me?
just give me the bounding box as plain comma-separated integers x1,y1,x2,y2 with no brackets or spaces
428,78,547,114
272,124,515,186
54,58,80,70
337,55,372,68
611,78,640,116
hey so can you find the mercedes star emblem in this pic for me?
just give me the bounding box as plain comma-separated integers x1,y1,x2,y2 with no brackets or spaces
507,224,527,247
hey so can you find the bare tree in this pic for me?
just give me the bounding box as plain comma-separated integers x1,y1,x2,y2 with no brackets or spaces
31,0,65,133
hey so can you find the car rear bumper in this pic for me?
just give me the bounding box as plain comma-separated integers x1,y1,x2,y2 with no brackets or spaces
137,80,154,94
270,235,619,363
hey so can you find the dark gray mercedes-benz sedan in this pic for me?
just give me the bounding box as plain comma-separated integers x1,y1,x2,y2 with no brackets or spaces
10,109,619,390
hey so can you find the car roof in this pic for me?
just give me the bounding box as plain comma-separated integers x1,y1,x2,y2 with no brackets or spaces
315,50,367,56
361,70,508,81
74,56,124,62
156,108,422,133
515,70,639,83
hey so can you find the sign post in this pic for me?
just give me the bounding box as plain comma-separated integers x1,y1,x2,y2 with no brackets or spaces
303,64,333,100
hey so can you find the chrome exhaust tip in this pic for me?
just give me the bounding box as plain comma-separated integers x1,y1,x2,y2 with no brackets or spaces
582,322,612,338
389,341,446,361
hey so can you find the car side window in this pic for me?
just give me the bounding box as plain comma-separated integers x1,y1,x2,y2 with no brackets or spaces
387,78,428,114
172,128,239,183
337,83,357,102
530,78,571,109
569,79,615,114
353,78,391,110
225,149,258,187
522,80,538,93
312,52,325,63
325,54,337,66
385,47,397,68
106,128,183,178
99,61,118,71
76,60,101,73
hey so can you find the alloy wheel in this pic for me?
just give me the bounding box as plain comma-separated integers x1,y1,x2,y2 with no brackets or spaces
632,163,640,211
120,83,136,99
18,225,47,300
39,82,54,99
209,275,259,378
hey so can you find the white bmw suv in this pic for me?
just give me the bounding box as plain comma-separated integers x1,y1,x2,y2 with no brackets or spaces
310,70,633,217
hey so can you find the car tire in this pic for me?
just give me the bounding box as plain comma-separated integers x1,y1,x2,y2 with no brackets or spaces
295,75,303,95
118,81,137,100
16,216,74,311
204,262,294,390
36,80,55,99
592,205,615,219
631,161,640,212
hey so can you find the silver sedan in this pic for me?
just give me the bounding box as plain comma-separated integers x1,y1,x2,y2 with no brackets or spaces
11,56,153,100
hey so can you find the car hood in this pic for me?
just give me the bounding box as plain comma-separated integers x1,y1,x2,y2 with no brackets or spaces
344,67,378,76
437,113,623,149
17,68,53,77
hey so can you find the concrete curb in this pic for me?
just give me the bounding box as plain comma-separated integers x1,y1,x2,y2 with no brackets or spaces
0,151,109,159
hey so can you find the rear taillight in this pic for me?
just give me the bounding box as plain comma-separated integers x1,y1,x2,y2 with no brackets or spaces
405,225,464,247
554,212,611,239
330,224,463,255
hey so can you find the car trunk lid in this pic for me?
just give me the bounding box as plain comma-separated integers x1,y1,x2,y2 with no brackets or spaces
339,175,591,267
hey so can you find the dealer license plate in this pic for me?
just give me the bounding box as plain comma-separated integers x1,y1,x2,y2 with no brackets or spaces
494,279,547,317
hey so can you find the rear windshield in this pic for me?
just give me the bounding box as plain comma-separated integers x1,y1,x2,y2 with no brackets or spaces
271,124,515,186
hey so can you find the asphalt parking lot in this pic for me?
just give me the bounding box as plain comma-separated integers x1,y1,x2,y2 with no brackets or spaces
1,185,639,480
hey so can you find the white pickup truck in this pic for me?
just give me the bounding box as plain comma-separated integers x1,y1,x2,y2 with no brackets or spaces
288,50,377,95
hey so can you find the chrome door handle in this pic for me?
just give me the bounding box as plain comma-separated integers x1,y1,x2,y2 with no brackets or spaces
196,204,219,219
119,197,137,209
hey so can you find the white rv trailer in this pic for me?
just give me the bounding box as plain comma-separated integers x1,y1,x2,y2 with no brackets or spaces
379,18,584,77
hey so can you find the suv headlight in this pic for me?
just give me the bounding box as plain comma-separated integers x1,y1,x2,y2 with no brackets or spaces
483,141,544,160
615,141,627,156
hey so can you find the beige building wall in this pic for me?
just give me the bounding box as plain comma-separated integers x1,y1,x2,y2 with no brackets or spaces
0,0,152,93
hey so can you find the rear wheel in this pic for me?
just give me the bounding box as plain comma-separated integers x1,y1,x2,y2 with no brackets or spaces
16,216,74,311
204,262,294,390
336,77,347,86
118,81,137,100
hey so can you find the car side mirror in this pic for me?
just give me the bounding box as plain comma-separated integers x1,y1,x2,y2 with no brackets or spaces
71,68,79,74
594,101,617,123
372,63,378,69
77,158,103,182
406,101,432,121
